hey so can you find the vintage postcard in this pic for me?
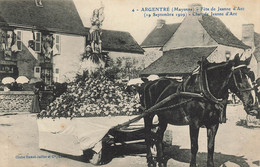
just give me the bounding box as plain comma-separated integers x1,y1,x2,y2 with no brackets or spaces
0,0,260,166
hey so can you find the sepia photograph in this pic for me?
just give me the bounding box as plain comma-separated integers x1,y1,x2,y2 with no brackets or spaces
0,0,260,166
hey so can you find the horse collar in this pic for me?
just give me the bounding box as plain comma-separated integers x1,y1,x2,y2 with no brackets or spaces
199,61,224,104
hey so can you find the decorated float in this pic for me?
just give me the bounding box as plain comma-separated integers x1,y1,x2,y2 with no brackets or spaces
36,5,172,165
36,69,172,165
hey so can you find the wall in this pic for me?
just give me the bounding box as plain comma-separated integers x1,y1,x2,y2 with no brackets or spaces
257,62,260,78
207,45,249,63
207,45,257,77
16,43,38,78
14,29,39,79
241,24,259,77
108,51,145,68
52,34,85,83
142,47,163,68
242,24,255,49
0,91,34,113
13,29,85,83
163,16,217,51
249,56,258,78
161,16,253,69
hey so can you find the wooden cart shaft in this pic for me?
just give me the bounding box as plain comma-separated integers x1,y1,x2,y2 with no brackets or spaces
113,92,204,130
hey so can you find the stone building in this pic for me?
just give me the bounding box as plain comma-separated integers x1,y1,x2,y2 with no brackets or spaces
81,28,144,79
242,24,260,78
0,0,86,85
140,3,252,77
0,0,144,83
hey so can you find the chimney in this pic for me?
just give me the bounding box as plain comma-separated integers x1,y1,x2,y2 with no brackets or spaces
242,24,255,48
156,19,166,28
188,3,202,20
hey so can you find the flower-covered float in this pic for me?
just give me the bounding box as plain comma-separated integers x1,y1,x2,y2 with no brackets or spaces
36,70,146,165
38,71,141,119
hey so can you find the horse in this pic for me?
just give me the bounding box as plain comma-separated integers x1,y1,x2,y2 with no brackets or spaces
139,54,258,167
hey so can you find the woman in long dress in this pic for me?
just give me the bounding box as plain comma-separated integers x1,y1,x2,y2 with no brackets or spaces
31,85,41,113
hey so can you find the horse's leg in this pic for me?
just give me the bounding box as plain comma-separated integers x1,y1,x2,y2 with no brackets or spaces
144,116,156,167
189,122,200,167
155,117,167,167
206,123,219,167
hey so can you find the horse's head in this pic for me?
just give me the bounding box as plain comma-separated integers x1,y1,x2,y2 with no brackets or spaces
227,54,258,114
202,54,258,114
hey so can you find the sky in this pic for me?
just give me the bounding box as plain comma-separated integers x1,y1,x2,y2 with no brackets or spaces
74,0,260,44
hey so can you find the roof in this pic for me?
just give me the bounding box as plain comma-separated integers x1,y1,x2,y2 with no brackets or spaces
140,23,181,48
199,15,250,49
85,28,144,54
254,32,260,62
141,15,250,50
0,0,85,35
140,47,217,76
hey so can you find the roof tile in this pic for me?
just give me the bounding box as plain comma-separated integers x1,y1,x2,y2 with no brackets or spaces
140,23,181,48
140,47,217,76
0,0,85,35
85,28,144,54
199,15,250,49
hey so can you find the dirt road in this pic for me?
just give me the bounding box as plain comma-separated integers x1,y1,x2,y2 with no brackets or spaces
0,105,260,167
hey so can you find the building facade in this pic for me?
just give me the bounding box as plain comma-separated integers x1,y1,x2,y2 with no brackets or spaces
242,24,260,78
141,3,252,76
0,0,146,84
0,0,86,85
81,28,145,80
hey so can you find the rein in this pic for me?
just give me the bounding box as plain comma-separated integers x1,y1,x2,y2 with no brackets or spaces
200,61,253,104
199,60,225,104
231,65,255,92
139,59,253,119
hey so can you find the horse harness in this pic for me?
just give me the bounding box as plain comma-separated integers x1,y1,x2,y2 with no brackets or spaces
114,60,253,130
139,60,254,122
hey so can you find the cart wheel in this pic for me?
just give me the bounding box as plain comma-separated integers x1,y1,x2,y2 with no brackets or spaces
83,149,102,165
163,129,173,146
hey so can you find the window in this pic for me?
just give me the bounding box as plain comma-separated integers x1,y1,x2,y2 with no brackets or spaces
16,31,22,51
6,31,13,49
42,68,52,85
36,67,40,73
35,32,41,53
53,68,60,82
9,67,13,72
55,68,59,74
0,66,13,72
54,34,61,55
5,66,10,71
34,66,41,78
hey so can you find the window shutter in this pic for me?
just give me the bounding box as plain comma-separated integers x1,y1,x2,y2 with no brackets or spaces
34,32,41,53
16,31,22,51
53,34,61,55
